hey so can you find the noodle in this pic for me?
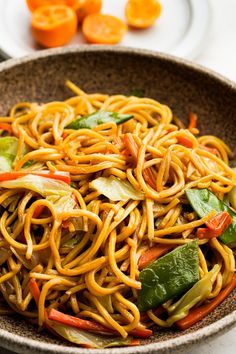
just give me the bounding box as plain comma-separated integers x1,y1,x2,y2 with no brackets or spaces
0,81,235,347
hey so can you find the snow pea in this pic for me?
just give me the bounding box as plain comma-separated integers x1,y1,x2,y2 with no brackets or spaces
185,188,236,245
138,241,199,312
66,111,133,130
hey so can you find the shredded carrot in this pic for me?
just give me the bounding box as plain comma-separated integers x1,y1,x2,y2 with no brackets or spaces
176,136,193,148
48,308,113,333
197,211,232,239
140,306,165,322
199,144,219,156
0,170,71,184
123,133,156,189
138,244,174,270
0,123,12,134
29,278,40,307
188,112,198,130
130,327,152,338
33,205,45,218
176,274,236,330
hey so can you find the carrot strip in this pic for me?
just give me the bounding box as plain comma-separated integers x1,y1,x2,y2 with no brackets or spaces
197,211,232,239
0,123,12,134
29,278,40,307
188,112,197,130
123,133,156,189
138,244,174,270
33,205,45,218
205,211,232,231
199,144,219,156
0,171,70,184
129,328,152,338
176,274,236,330
48,309,113,333
129,339,141,346
176,136,193,148
140,306,165,322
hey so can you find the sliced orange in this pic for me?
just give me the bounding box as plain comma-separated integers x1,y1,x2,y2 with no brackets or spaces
82,13,127,44
26,0,77,12
125,0,162,29
73,0,102,23
31,5,77,48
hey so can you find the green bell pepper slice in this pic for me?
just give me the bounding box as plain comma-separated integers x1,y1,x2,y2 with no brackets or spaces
66,111,133,130
185,188,236,245
138,240,199,312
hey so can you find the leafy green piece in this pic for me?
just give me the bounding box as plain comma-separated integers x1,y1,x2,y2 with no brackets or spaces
90,176,144,202
0,154,14,172
62,232,83,248
50,322,133,348
0,137,19,156
166,264,220,326
138,241,199,312
186,188,236,244
0,175,76,214
66,111,133,130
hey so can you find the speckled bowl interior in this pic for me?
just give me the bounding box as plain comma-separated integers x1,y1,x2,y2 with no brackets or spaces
0,46,235,354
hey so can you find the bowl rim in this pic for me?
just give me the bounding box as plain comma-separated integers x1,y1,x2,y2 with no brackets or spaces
0,45,235,354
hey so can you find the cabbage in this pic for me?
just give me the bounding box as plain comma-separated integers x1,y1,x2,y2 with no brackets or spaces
90,176,144,201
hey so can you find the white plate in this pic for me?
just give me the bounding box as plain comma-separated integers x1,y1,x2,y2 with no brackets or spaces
0,0,211,59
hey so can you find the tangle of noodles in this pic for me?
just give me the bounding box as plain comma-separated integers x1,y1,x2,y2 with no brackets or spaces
0,81,235,346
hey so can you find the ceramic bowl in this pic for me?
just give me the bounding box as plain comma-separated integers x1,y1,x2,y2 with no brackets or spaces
0,46,235,354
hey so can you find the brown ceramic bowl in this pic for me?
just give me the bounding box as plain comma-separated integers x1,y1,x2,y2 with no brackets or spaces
0,46,235,354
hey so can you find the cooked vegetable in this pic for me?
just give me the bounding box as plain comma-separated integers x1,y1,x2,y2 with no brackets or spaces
31,5,77,48
29,278,40,306
138,241,199,312
138,244,174,270
125,0,162,29
166,264,220,326
176,274,236,330
0,155,13,172
188,112,197,130
82,14,127,44
123,133,156,189
90,176,144,201
48,322,134,348
0,175,74,210
186,188,236,244
48,309,113,333
0,136,31,171
0,123,12,135
66,111,133,130
176,135,194,148
197,211,232,239
0,170,70,184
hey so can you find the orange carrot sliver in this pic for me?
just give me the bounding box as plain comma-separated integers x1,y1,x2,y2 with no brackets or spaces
48,308,113,333
138,244,174,270
29,278,40,307
199,144,219,156
129,328,152,338
176,274,236,330
0,123,12,134
33,205,45,218
188,112,198,130
197,211,232,239
123,133,156,189
177,136,193,148
205,211,232,231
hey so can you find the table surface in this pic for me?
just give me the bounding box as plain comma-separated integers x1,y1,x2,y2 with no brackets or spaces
0,0,235,353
